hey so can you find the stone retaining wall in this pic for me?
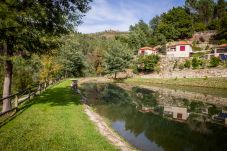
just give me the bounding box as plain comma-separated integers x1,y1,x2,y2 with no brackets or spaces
142,68,227,78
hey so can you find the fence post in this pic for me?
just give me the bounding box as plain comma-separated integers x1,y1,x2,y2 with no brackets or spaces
28,88,31,101
39,83,41,95
15,94,18,109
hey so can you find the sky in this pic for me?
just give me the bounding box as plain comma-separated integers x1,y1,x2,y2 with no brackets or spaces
77,0,185,33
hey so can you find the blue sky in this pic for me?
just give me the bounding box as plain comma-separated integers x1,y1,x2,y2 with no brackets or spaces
77,0,185,33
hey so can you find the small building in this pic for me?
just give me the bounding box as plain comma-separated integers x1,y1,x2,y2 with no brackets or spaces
204,44,227,60
167,41,193,58
138,47,157,56
164,106,189,120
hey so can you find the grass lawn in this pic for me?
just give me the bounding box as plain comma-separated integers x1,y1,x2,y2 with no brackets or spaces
126,77,227,89
0,80,117,151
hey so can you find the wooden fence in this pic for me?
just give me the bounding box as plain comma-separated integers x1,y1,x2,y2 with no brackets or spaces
0,78,63,117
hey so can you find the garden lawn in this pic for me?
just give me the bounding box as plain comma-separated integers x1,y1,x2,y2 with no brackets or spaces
126,77,227,89
0,80,117,151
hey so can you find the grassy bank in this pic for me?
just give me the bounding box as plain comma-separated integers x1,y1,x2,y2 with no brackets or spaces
0,80,117,151
126,77,227,89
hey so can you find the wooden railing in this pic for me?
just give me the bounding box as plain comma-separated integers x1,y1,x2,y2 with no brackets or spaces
0,78,63,116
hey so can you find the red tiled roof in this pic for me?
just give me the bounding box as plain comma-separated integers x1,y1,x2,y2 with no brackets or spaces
168,41,191,48
218,44,227,48
177,41,191,45
139,47,156,51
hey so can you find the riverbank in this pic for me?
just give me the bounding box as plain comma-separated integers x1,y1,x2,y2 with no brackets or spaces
84,105,134,151
126,77,227,89
0,80,117,151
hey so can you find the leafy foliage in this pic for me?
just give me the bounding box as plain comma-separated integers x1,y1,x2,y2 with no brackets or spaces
157,7,194,40
210,57,221,67
104,40,133,78
137,55,160,72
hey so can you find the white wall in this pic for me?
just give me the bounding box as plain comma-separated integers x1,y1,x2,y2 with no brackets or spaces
138,49,157,55
164,106,189,120
167,45,192,58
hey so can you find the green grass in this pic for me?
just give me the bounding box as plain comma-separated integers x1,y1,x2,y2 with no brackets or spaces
0,80,117,151
126,77,227,89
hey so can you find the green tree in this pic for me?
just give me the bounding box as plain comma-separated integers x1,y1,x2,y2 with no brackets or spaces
157,7,193,40
149,16,160,31
58,34,86,77
104,41,133,79
185,0,215,25
215,0,226,19
0,0,91,112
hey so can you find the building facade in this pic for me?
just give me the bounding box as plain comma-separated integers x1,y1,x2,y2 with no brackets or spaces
167,41,193,58
138,47,157,56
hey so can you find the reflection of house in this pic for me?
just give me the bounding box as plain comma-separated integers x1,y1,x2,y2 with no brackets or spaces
164,106,189,120
167,41,193,58
204,44,227,60
213,113,227,125
138,47,157,55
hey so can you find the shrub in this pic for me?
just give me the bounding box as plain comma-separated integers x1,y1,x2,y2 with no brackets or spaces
184,60,191,69
194,22,206,32
137,55,160,72
178,63,185,70
210,57,221,67
173,60,178,70
154,65,161,73
192,57,200,69
218,39,227,45
205,45,209,50
208,20,221,30
200,59,207,69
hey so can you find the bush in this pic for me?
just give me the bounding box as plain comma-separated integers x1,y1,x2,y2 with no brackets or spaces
208,20,221,30
192,57,200,69
200,59,207,69
210,57,221,67
205,45,209,50
194,22,206,32
178,63,185,70
184,60,191,69
137,55,160,72
218,39,227,45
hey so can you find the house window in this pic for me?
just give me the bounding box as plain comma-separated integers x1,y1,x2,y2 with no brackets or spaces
180,46,185,51
177,113,183,119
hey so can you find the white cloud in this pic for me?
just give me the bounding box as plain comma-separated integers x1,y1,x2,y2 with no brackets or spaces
77,0,138,33
77,0,184,33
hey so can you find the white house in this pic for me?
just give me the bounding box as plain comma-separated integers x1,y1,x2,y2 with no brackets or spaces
167,41,193,58
138,47,157,56
204,44,227,60
164,106,189,120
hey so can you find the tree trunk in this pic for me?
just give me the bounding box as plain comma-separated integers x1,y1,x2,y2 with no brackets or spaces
114,72,117,79
2,60,13,112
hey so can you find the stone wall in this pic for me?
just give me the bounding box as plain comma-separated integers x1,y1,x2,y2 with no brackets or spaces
142,68,227,79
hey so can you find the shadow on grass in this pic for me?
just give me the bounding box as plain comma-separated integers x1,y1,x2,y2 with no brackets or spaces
0,84,81,127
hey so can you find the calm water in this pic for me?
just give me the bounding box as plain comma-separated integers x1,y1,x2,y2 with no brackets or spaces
80,83,227,151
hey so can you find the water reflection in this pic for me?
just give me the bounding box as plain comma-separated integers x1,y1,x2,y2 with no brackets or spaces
80,83,227,151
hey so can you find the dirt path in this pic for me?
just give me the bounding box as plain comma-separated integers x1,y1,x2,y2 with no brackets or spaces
84,105,135,151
